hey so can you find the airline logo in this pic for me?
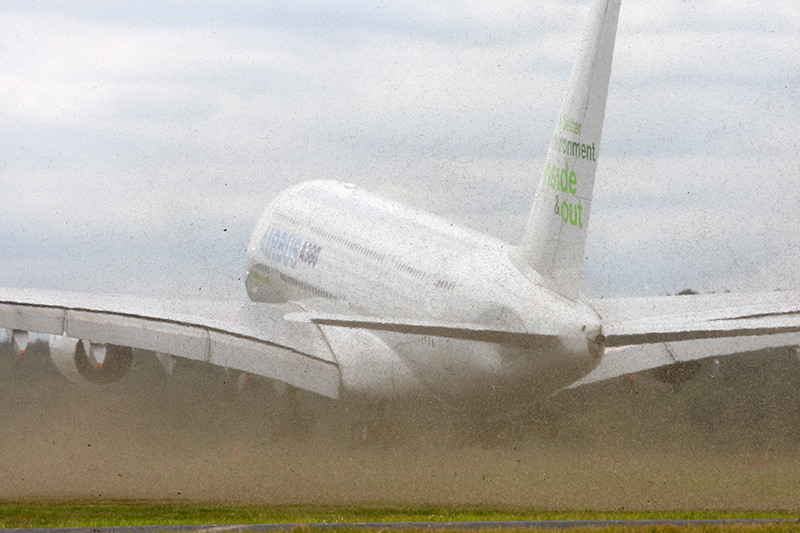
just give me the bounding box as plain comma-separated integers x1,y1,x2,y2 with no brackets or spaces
259,226,322,269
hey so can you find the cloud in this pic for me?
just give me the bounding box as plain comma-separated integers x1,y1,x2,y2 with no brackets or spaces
584,155,799,295
0,0,797,298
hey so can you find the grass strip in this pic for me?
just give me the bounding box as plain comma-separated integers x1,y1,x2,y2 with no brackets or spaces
0,501,796,529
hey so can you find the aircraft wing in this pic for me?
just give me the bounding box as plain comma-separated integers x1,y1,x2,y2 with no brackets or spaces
574,290,800,386
0,287,341,398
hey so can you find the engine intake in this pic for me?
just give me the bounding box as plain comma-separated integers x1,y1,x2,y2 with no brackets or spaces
49,335,133,384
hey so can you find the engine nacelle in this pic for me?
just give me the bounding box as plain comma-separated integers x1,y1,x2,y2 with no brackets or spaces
652,360,703,385
49,335,133,384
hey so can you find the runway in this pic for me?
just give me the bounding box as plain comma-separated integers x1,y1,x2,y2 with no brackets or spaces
2,519,797,532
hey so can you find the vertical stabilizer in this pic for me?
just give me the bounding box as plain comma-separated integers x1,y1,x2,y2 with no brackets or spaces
517,0,620,298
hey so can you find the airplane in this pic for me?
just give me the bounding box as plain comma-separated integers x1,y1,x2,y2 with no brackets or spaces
1,0,798,429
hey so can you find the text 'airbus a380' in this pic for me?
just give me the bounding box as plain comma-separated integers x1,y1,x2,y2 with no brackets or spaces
1,0,798,427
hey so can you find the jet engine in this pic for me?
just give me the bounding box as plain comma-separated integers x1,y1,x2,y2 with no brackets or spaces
652,360,703,385
49,335,133,384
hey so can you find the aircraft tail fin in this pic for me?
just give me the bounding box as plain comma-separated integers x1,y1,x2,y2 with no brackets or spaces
517,0,620,299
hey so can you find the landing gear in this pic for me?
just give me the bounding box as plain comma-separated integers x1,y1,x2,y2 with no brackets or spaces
269,385,315,441
344,401,406,446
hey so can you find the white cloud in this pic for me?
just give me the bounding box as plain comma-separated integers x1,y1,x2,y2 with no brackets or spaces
584,155,800,295
0,0,797,297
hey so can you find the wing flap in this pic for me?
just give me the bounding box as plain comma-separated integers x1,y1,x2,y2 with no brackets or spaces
572,331,800,387
208,331,340,398
66,309,211,362
0,302,64,335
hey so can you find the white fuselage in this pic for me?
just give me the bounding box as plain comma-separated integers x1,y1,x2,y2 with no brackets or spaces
245,181,602,406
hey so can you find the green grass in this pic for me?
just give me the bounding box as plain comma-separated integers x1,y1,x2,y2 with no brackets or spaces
0,501,796,529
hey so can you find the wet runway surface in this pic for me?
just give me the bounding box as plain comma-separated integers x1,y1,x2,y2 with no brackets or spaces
3,519,797,532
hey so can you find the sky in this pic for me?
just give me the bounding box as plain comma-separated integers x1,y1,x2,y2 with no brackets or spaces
1,0,798,301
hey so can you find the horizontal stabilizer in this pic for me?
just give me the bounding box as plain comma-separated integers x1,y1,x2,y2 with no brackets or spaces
285,312,558,345
603,310,800,347
572,290,800,387
595,291,800,347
